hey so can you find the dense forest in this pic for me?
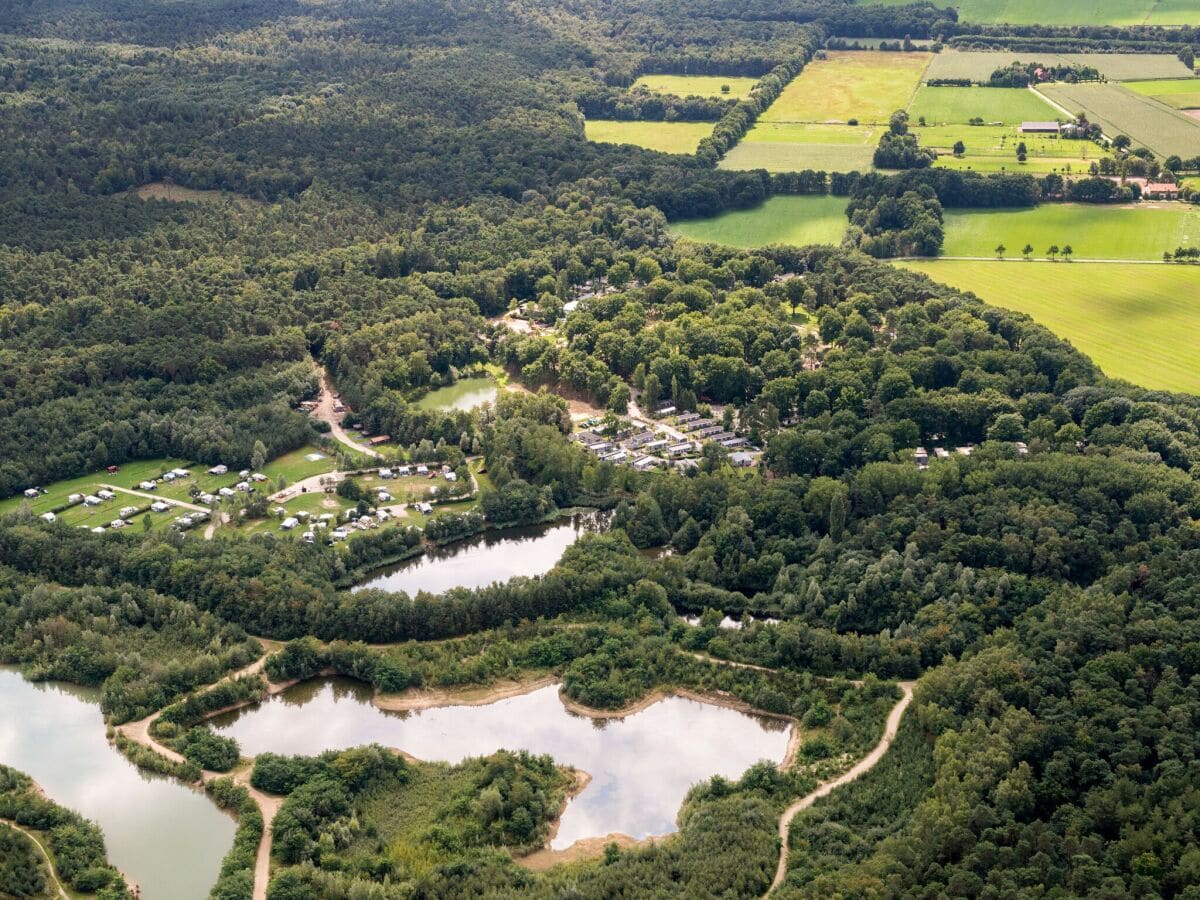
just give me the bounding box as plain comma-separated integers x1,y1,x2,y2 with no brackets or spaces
3,0,1200,898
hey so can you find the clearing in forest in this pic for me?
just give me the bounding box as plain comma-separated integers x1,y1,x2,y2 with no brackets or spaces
857,0,1200,26
672,195,849,248
633,75,760,101
759,51,931,124
585,119,714,154
899,260,1200,394
940,203,1200,261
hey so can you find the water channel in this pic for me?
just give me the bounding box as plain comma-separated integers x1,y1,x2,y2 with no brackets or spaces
211,678,789,848
0,669,235,900
354,511,608,595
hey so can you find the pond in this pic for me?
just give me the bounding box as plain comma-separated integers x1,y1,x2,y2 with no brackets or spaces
0,669,235,900
210,678,790,849
415,377,499,412
353,511,608,595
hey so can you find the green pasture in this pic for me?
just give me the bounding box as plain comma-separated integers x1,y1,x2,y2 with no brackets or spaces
672,195,849,248
758,51,931,124
861,0,1200,27
899,260,1200,394
914,124,1111,174
633,75,760,101
1125,79,1200,110
925,50,1193,82
720,140,876,173
260,445,338,484
585,119,713,154
941,204,1200,260
908,86,1060,125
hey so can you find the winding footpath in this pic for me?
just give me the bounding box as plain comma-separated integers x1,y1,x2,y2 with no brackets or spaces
766,681,916,896
1,819,68,899
314,368,383,459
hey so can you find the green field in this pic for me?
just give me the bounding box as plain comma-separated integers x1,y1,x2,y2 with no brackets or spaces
914,124,1111,174
759,51,931,124
942,204,1200,260
1125,78,1200,110
1038,83,1200,158
860,0,1200,26
909,86,1060,125
672,195,849,247
925,50,1193,82
633,75,760,101
585,119,713,154
899,260,1200,393
720,139,876,173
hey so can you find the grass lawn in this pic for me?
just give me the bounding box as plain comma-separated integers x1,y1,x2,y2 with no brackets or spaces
1125,78,1200,110
941,203,1200,260
899,260,1200,394
913,124,1111,174
758,51,931,124
672,195,849,248
0,458,190,516
925,50,1193,82
259,445,338,484
633,75,760,101
1038,82,1200,159
908,86,1060,125
585,119,712,154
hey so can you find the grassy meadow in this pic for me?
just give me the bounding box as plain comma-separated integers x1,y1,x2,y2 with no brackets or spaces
925,50,1193,82
1038,83,1200,159
914,124,1111,174
585,119,713,154
672,195,849,247
860,0,1200,26
941,204,1200,260
908,86,1060,124
899,260,1200,394
633,75,760,100
758,51,930,124
1125,78,1200,110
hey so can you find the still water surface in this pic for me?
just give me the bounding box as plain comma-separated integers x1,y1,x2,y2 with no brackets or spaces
0,669,235,900
415,377,499,411
354,511,607,595
211,678,789,848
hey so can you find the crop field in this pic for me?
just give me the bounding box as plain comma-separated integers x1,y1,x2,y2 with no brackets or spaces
914,124,1111,174
861,0,1200,26
584,119,713,154
758,51,931,124
908,86,1060,125
1125,79,1200,110
898,260,1200,394
941,203,1200,260
1038,83,1200,158
720,138,876,173
633,75,760,100
925,50,1193,83
672,195,849,247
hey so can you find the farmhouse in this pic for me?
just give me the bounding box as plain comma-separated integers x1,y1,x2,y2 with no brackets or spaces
1019,121,1060,134
1144,182,1180,199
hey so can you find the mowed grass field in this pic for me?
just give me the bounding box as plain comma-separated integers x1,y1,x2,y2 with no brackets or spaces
899,260,1200,394
1038,83,1200,158
720,139,876,173
633,75,760,100
908,86,1060,125
941,204,1200,260
925,50,1193,82
585,119,713,154
860,0,1200,26
672,195,849,247
759,51,931,124
1125,78,1200,110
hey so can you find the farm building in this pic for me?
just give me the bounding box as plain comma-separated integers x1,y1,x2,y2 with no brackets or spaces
1144,182,1181,199
1020,121,1060,134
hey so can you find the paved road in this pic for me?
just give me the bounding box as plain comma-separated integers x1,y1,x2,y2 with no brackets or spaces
314,368,382,459
627,395,688,442
766,681,916,895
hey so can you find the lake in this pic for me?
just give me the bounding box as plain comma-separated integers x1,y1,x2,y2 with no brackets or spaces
354,511,607,595
0,669,235,900
415,377,499,411
210,678,789,848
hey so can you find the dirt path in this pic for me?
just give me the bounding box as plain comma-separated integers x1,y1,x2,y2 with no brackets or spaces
2,819,68,899
102,484,208,513
627,395,688,441
314,368,382,459
766,681,916,896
